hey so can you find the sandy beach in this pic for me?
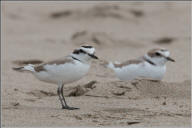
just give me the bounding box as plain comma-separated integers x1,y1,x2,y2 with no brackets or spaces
1,1,191,127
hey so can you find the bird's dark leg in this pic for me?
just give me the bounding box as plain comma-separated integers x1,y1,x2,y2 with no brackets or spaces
60,84,79,110
57,84,65,109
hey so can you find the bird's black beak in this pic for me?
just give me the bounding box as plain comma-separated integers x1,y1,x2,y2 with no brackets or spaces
166,56,175,62
88,54,98,59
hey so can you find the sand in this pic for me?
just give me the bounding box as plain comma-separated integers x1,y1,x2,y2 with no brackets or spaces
1,1,191,127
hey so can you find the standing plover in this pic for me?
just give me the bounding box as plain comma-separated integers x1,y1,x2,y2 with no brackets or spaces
13,45,98,110
107,48,175,81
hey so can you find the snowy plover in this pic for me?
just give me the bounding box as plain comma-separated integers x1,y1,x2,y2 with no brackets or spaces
13,45,98,110
107,48,175,81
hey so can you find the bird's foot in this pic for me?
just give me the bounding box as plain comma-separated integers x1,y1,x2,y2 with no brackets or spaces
62,105,79,110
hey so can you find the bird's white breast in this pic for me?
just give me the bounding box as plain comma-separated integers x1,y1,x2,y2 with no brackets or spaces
113,62,166,81
33,61,90,84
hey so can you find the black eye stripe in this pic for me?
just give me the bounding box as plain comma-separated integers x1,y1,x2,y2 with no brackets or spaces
79,49,86,53
155,52,161,56
73,49,86,54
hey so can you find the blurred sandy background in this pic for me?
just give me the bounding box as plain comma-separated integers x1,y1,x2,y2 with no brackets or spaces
1,1,191,127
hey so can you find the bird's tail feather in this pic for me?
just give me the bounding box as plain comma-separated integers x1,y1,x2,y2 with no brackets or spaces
99,59,115,70
107,62,115,70
12,64,35,72
12,67,24,72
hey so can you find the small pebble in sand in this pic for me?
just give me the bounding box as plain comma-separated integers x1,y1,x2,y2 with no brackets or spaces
11,102,20,106
162,101,167,105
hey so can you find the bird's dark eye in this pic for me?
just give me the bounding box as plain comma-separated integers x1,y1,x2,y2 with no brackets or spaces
73,49,87,54
155,52,161,56
79,49,86,53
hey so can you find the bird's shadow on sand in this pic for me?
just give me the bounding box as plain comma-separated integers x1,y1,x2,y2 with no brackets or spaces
3,104,72,111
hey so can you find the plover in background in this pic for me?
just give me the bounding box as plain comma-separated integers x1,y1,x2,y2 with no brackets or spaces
106,48,175,81
13,45,98,110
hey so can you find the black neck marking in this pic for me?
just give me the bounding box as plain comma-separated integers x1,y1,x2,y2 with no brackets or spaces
144,57,156,66
72,56,81,62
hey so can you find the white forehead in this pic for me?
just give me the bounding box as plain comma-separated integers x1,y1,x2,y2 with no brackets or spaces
158,50,170,57
80,47,95,54
147,48,171,58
